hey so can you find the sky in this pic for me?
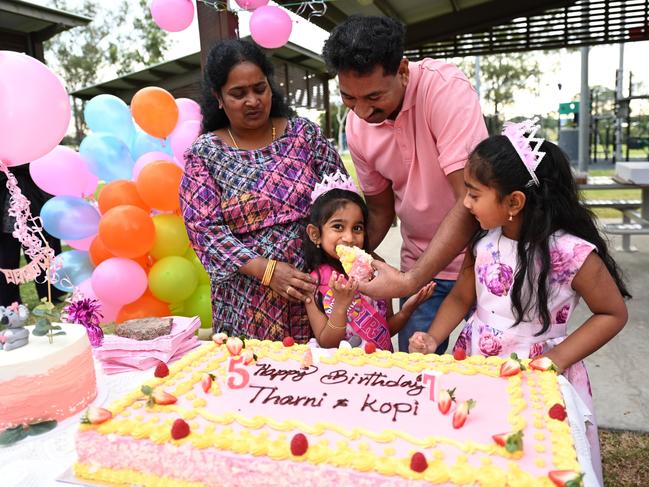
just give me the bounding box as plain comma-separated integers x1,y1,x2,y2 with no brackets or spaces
30,0,649,119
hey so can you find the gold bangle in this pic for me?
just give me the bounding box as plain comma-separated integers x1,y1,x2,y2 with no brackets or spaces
261,259,277,286
326,319,346,330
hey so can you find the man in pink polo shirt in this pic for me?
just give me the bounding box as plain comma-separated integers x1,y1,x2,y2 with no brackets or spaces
323,16,487,352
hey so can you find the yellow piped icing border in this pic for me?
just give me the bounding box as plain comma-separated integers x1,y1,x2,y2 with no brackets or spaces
77,340,579,486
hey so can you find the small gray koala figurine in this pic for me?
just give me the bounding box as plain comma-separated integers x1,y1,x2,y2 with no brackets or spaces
0,303,30,351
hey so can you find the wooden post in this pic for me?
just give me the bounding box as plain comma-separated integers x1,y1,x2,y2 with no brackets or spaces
196,3,239,72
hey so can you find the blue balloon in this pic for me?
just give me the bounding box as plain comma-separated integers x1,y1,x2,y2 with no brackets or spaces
41,196,100,240
80,132,134,182
51,250,95,292
84,95,135,146
130,129,173,160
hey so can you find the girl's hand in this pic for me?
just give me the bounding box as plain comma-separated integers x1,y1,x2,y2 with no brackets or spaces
400,281,436,315
409,332,438,354
329,271,358,309
269,261,317,303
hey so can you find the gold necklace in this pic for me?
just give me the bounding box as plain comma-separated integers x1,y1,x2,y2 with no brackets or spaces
227,122,276,150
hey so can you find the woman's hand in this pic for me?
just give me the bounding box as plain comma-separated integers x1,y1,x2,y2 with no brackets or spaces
329,271,358,309
358,260,415,299
409,331,438,354
400,281,436,315
269,261,317,303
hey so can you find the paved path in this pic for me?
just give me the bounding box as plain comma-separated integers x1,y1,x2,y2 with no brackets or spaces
375,223,649,432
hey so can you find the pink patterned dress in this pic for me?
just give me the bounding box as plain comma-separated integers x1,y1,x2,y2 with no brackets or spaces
453,227,601,480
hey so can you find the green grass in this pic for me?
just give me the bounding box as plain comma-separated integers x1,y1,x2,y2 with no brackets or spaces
601,429,649,486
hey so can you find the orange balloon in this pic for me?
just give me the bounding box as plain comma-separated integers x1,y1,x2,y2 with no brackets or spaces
98,180,149,214
98,205,156,258
116,294,170,323
89,236,114,266
130,87,178,139
136,161,183,211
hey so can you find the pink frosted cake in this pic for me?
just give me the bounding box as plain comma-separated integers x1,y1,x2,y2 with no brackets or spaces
0,323,97,431
74,340,580,486
336,244,374,281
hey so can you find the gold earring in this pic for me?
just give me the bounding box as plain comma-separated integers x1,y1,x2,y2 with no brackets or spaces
508,213,513,222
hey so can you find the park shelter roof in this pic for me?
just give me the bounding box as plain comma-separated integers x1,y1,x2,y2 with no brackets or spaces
277,0,649,59
70,38,329,111
0,0,91,61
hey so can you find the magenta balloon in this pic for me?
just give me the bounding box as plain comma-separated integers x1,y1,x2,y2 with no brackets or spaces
169,120,201,164
66,234,96,251
132,150,175,180
0,51,71,166
249,6,292,48
150,0,194,32
235,0,269,9
176,98,202,124
30,146,98,197
91,257,148,305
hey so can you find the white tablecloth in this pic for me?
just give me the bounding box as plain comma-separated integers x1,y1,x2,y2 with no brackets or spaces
0,358,599,487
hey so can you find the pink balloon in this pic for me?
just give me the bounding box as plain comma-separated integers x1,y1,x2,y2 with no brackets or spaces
91,257,148,305
66,234,96,251
77,278,120,323
30,146,98,197
132,151,174,180
0,51,71,166
235,0,269,9
150,0,194,33
169,120,201,165
176,98,202,125
250,6,292,49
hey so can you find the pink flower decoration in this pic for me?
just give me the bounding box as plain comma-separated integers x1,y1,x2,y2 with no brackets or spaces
555,304,570,324
478,262,514,297
529,342,544,358
478,333,502,356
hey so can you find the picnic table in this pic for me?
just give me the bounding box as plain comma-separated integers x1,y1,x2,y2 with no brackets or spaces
580,175,649,252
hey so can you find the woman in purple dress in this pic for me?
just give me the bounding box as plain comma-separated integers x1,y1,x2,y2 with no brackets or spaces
180,39,345,342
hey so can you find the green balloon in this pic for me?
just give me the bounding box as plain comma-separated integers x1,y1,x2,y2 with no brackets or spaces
148,256,197,303
184,247,210,284
150,214,189,260
183,284,212,329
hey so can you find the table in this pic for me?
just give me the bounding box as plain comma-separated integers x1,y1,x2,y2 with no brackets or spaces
580,175,649,251
0,356,600,487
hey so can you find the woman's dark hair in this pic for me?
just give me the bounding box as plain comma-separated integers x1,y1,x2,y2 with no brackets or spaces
468,135,631,334
322,15,405,76
303,188,370,283
200,39,293,133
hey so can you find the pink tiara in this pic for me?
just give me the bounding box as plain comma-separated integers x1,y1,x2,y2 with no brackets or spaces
502,117,546,187
311,170,360,203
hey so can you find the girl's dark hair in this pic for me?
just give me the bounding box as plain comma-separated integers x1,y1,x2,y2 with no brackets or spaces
200,39,293,134
468,135,631,334
303,189,370,311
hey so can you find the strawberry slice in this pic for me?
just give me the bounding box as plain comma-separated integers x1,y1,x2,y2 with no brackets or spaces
171,418,190,440
410,452,428,472
499,353,525,377
548,470,584,487
141,385,177,406
492,430,524,452
437,387,456,415
529,356,558,372
81,407,112,425
201,373,215,393
226,336,244,356
212,332,228,345
301,348,313,369
154,362,169,378
241,349,256,365
452,399,476,429
282,336,295,347
548,403,567,421
290,433,308,456
453,348,467,360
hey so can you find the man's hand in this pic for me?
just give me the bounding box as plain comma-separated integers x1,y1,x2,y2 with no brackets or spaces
357,260,415,299
408,331,438,354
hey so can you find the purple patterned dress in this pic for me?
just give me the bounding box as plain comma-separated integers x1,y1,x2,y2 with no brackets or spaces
453,227,602,480
180,117,345,342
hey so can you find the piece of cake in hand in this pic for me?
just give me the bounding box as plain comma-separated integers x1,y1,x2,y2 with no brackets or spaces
335,244,374,281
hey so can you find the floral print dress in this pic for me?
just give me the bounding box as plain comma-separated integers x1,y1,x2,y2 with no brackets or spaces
453,227,602,482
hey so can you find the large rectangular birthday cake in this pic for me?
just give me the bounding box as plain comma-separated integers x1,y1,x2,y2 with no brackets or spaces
74,339,580,486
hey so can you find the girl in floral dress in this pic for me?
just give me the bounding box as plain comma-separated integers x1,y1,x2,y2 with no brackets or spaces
409,119,630,484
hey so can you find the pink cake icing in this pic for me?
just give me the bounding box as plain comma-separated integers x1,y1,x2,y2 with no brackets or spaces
336,244,374,281
75,340,580,486
0,323,97,431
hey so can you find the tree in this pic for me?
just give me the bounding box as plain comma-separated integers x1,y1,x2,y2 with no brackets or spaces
44,0,171,143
